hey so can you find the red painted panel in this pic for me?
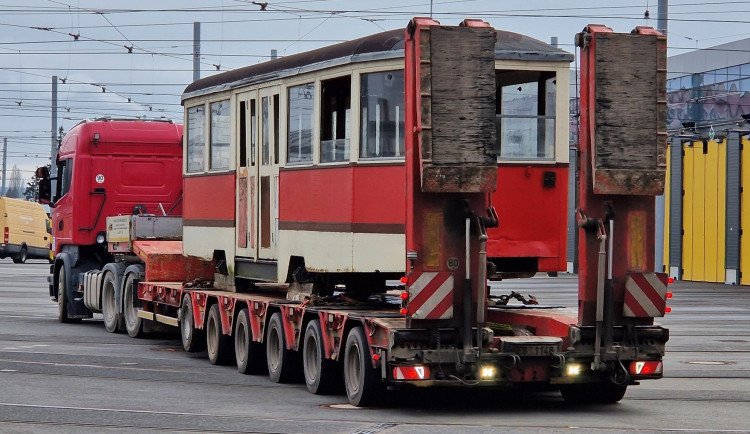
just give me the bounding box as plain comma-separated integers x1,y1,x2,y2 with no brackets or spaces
487,165,568,272
279,165,405,228
133,240,215,282
352,165,405,225
183,173,236,224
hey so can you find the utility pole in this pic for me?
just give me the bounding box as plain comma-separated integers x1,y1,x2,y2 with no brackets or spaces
193,22,201,82
654,0,667,270
51,75,58,196
2,138,7,196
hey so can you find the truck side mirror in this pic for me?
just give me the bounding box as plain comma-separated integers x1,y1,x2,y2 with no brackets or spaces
36,166,52,205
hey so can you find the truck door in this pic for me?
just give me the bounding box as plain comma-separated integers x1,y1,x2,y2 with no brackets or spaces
258,87,280,260
236,91,257,259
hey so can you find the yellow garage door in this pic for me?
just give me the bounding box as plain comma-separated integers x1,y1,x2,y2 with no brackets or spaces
682,139,725,283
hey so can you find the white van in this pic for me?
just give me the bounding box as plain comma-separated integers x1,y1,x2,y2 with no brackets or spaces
0,197,52,263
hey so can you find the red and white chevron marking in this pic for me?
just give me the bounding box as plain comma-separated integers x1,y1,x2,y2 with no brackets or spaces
623,272,669,317
407,272,454,320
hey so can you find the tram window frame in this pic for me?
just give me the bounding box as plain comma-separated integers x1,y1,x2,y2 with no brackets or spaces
320,75,351,164
186,104,206,173
359,70,405,160
237,98,257,167
287,83,314,165
209,100,231,171
496,70,557,161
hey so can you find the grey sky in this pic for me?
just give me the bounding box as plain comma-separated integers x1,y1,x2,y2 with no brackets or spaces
1,0,748,183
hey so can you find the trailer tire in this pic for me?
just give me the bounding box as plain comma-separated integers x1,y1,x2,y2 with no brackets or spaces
180,294,205,352
560,382,627,404
266,312,300,383
123,272,143,338
235,308,267,375
102,272,122,333
207,304,234,365
344,326,384,407
303,319,341,395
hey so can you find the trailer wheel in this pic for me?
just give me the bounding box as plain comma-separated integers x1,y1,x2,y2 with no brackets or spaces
344,327,384,407
235,308,267,374
303,319,341,395
102,272,122,333
180,294,205,352
206,304,234,365
57,267,79,324
266,312,300,383
123,272,143,338
12,246,27,264
560,382,627,404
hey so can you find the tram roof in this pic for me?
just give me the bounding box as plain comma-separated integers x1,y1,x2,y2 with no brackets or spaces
182,27,573,101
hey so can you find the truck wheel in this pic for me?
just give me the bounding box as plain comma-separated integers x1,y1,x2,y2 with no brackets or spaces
180,294,205,352
235,308,266,374
266,312,300,383
102,272,122,333
206,304,234,365
123,272,143,338
560,382,627,404
57,267,79,324
12,246,27,264
344,326,385,407
303,319,341,394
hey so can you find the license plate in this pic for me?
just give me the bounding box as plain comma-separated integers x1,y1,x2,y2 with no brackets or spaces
512,344,557,356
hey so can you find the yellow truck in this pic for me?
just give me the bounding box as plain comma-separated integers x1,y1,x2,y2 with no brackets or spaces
0,197,52,263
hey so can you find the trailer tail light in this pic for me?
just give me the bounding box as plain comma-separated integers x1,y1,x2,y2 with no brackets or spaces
629,361,663,375
668,277,674,284
3,227,8,243
393,366,430,380
666,292,673,299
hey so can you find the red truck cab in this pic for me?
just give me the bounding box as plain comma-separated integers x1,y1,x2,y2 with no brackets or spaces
46,118,183,320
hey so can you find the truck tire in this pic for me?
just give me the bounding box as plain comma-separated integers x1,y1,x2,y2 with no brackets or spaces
344,326,385,407
266,312,301,383
57,267,79,324
560,382,627,404
180,294,205,352
12,246,27,264
303,319,341,394
235,308,266,374
123,272,143,338
206,304,234,365
102,272,123,333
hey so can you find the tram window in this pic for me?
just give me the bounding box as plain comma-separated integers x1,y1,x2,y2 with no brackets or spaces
273,94,280,165
360,70,404,159
239,101,247,168
496,70,556,160
210,100,231,170
287,83,314,164
250,99,256,166
320,76,351,163
262,97,270,165
187,105,206,172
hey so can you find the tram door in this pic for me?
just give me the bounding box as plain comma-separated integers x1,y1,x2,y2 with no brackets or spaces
236,91,257,259
258,87,280,260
